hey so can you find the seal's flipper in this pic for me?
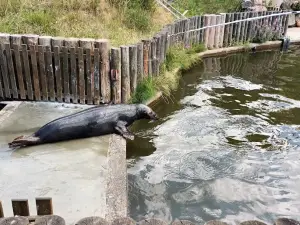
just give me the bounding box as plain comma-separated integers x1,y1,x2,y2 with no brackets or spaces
8,135,41,148
115,121,135,141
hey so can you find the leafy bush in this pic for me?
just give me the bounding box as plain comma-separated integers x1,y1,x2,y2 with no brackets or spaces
252,25,282,43
123,7,152,31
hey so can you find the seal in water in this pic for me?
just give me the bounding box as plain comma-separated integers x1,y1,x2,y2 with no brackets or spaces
8,103,158,148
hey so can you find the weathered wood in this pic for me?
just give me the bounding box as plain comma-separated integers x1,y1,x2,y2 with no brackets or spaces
183,19,190,47
64,38,79,48
38,45,47,100
237,13,243,43
142,40,151,78
247,12,254,42
0,201,3,217
62,47,70,103
85,48,93,104
79,38,95,52
10,34,22,45
244,12,250,43
214,15,221,48
51,37,64,50
172,220,195,225
151,39,157,76
75,216,107,225
97,40,111,104
240,220,267,225
78,47,85,104
223,13,230,47
155,35,161,65
12,44,25,99
160,33,166,63
139,219,168,225
21,44,33,99
283,14,289,36
219,13,226,48
70,47,77,103
111,217,135,225
35,215,65,225
129,45,137,95
38,36,52,46
240,12,246,43
93,48,100,105
29,45,41,100
203,14,211,49
275,218,300,225
0,216,29,225
0,44,10,98
4,44,18,98
22,34,39,46
12,199,30,216
120,46,130,103
205,220,229,225
228,13,234,46
209,15,216,49
136,42,143,84
0,33,10,45
36,198,53,215
53,46,62,102
110,48,121,104
199,16,204,43
45,46,55,101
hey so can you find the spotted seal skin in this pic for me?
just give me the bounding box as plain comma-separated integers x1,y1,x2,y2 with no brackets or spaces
8,103,158,148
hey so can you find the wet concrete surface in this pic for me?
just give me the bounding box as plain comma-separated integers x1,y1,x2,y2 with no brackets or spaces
287,28,300,41
0,102,109,224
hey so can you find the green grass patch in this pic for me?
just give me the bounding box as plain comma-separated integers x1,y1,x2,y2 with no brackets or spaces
130,43,206,104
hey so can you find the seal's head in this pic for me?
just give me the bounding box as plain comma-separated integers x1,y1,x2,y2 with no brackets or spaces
136,104,159,121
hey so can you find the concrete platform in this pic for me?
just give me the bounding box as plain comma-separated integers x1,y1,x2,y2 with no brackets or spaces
0,101,127,225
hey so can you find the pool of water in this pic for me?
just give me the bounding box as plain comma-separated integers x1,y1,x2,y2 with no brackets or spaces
126,46,300,224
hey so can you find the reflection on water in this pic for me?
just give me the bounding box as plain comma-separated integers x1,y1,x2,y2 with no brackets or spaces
127,46,300,224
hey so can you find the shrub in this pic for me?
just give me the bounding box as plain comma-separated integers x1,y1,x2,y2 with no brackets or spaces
123,7,152,31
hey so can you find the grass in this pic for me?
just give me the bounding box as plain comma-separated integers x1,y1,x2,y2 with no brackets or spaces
0,0,174,46
171,0,241,17
130,43,206,104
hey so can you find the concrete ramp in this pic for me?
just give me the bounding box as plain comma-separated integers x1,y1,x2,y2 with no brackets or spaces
0,102,127,225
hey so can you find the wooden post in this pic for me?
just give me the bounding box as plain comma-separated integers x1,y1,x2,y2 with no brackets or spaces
214,15,221,49
120,45,130,103
283,14,289,37
35,198,53,215
142,39,150,78
228,13,234,46
0,201,3,217
52,38,64,102
28,44,41,101
219,13,226,48
247,12,254,42
151,38,157,76
199,16,204,44
160,33,166,63
129,45,137,95
12,199,30,216
243,12,250,43
95,40,111,104
136,42,143,84
223,13,230,47
209,15,216,49
0,35,11,98
110,47,121,104
240,12,246,43
4,43,18,99
10,34,22,45
21,44,34,99
203,14,211,49
22,34,39,46
183,19,190,47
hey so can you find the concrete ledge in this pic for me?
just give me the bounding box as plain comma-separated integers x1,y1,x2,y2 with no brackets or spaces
0,101,23,126
105,134,127,222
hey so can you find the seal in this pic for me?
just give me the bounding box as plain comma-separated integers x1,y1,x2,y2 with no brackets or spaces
8,103,158,148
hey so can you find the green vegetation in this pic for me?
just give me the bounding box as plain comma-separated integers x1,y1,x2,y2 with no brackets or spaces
171,0,241,17
130,43,206,103
0,0,173,46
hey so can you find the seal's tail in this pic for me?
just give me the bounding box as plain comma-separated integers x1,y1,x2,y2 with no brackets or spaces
8,135,40,148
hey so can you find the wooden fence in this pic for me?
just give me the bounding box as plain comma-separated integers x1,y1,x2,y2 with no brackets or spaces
0,198,299,225
0,10,289,105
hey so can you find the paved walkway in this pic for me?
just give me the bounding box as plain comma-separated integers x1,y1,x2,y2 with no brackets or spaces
287,27,300,41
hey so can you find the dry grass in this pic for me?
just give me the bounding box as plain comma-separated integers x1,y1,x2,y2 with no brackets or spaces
0,0,174,46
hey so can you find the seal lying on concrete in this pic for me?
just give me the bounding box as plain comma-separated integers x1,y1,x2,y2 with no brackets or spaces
8,103,158,148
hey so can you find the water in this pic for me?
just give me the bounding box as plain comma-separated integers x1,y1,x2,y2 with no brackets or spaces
127,46,300,224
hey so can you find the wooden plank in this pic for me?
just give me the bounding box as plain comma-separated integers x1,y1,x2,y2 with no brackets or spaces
244,12,250,43
22,34,39,46
209,15,216,49
240,12,246,43
38,45,48,100
160,33,166,63
219,13,226,48
110,47,121,104
53,46,62,102
36,198,53,215
120,45,130,103
12,199,30,216
21,44,33,100
214,15,221,48
45,46,55,101
247,12,254,42
38,36,52,46
10,34,22,46
35,215,65,225
4,44,18,98
199,16,204,43
0,44,10,98
29,45,41,100
12,45,25,99
236,13,242,43
62,47,70,103
151,39,157,76
141,39,150,78
96,40,111,104
78,47,85,104
203,14,211,49
69,47,77,103
93,48,100,105
85,48,93,104
0,201,3,217
129,45,137,95
136,42,143,84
